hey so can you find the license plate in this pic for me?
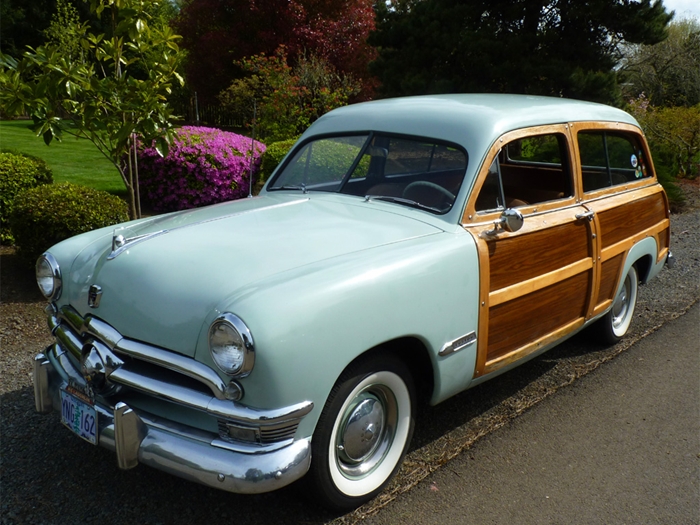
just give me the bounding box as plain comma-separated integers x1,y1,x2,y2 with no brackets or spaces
61,387,98,445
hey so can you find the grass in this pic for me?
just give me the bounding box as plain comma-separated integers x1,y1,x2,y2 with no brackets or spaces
0,120,126,196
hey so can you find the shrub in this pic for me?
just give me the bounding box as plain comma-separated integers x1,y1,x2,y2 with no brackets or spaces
137,126,266,212
259,138,298,184
0,150,53,244
10,183,129,265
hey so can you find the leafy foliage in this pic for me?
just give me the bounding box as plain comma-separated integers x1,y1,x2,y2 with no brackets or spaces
0,0,184,219
0,150,54,244
137,126,266,212
43,0,84,61
0,0,55,57
218,47,360,142
621,18,700,107
260,138,299,183
629,95,700,180
369,0,672,104
9,182,128,265
174,0,375,104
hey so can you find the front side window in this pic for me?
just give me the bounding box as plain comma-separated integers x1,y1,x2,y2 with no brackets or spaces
578,131,651,192
475,132,573,213
269,133,468,214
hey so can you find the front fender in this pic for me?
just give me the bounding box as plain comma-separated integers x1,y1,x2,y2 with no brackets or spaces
198,230,481,439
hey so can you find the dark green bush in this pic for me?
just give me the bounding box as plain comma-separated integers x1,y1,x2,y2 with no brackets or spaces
0,150,54,244
10,183,129,265
259,138,299,184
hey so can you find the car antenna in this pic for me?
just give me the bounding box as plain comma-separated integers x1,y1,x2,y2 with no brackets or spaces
248,98,257,199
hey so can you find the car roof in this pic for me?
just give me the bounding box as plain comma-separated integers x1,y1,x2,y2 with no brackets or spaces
303,94,640,157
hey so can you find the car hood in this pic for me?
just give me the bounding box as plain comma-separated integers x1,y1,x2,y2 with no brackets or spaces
63,193,444,356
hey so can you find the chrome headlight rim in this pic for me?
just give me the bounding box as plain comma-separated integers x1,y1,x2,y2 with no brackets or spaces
208,313,255,378
36,253,62,301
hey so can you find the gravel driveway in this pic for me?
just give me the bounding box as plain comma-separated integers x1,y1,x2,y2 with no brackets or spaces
1,181,698,525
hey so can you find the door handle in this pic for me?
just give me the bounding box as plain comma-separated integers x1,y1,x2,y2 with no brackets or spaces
575,210,595,222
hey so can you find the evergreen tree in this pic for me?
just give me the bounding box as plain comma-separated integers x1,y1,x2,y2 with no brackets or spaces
370,0,673,104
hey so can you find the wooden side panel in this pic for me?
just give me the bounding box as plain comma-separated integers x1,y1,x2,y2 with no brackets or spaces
597,193,666,248
488,221,589,292
487,272,590,362
597,253,624,305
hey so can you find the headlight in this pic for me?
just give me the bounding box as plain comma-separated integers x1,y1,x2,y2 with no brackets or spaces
208,313,255,377
36,253,61,301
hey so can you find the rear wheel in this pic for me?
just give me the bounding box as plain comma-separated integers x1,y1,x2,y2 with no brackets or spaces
592,265,639,345
308,354,415,511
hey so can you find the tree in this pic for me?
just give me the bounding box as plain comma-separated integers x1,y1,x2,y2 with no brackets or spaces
369,0,673,104
0,0,184,219
43,0,83,61
0,0,56,57
174,0,375,105
218,47,361,142
620,17,700,107
629,95,700,179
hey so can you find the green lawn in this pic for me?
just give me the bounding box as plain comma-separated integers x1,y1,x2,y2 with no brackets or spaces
0,120,126,196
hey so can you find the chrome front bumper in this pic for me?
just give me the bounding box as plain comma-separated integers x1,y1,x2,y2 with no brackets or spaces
33,351,312,494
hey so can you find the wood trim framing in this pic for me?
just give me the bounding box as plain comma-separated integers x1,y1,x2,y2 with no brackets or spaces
464,121,669,381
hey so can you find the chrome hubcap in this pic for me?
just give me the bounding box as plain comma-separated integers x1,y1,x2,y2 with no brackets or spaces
340,396,385,462
336,386,397,478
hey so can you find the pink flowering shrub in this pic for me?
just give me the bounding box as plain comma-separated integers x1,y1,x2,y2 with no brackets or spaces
137,126,266,212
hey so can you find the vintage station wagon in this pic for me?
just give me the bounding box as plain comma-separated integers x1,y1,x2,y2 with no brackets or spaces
33,94,672,510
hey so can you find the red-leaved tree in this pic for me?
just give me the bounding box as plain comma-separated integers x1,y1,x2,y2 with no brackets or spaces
175,0,376,105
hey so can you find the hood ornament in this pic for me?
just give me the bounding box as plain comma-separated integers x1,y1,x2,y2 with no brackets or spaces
109,227,168,260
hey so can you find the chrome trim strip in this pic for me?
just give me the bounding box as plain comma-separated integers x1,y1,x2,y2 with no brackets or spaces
439,331,477,357
117,338,228,400
54,322,83,360
85,316,123,349
109,367,313,426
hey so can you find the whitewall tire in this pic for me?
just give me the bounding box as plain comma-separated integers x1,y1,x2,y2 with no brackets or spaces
308,354,416,511
593,264,639,345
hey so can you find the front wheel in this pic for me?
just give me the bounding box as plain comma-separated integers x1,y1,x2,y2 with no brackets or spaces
308,354,416,511
592,264,639,345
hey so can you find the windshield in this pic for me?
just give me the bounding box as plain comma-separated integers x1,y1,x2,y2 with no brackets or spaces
269,133,468,214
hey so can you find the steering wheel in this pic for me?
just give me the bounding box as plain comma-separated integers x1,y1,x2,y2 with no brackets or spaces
402,181,456,203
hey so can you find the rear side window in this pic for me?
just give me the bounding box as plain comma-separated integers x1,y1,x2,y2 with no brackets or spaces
578,132,651,192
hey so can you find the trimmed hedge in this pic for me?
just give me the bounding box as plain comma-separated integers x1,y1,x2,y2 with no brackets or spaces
10,183,129,265
259,138,298,184
137,126,266,212
0,150,53,244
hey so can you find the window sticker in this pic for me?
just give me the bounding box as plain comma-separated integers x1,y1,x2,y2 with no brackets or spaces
630,154,638,168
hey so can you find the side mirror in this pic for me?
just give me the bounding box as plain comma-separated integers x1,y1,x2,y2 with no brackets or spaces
500,208,524,232
481,208,524,237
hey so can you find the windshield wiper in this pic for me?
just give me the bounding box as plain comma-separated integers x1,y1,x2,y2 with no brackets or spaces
277,183,307,193
364,195,442,213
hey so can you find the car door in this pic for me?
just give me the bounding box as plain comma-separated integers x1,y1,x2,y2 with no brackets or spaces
462,125,598,377
571,122,671,319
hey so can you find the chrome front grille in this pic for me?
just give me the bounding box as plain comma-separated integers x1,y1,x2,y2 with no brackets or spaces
47,304,313,447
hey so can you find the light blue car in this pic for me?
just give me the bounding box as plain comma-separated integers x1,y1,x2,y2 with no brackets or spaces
33,94,672,510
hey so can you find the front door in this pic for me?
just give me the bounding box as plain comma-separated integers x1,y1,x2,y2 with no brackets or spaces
462,125,598,377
